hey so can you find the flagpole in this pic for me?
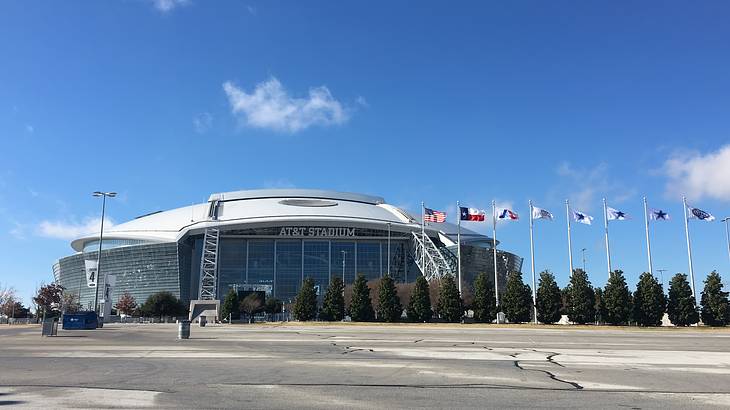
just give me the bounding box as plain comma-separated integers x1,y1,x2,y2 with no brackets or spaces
682,196,697,301
643,196,653,277
566,199,574,278
457,200,462,294
492,200,500,322
529,200,537,324
603,198,612,277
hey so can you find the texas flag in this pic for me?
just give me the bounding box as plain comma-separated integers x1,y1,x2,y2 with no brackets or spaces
497,208,519,220
460,207,485,221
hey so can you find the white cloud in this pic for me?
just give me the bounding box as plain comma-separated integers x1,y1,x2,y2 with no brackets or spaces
193,112,213,134
36,217,114,240
223,77,350,133
246,5,257,15
25,124,34,134
663,144,730,202
555,161,634,212
150,0,189,13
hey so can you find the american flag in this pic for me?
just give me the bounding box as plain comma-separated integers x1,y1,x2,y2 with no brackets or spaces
424,207,446,223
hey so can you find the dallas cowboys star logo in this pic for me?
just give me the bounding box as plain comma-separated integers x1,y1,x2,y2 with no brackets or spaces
576,213,585,220
655,210,667,220
616,211,625,219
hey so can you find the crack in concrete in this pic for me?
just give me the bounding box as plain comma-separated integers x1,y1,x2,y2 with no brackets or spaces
513,360,583,390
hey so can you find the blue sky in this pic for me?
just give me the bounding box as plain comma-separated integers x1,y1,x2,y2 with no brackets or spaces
2,1,730,305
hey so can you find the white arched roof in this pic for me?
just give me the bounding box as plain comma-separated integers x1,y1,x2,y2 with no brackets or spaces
70,189,488,252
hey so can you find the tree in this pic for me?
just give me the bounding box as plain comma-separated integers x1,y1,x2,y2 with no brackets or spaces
221,289,240,321
594,287,607,324
349,274,374,322
240,293,264,323
320,277,345,321
566,269,595,325
603,270,632,325
700,271,729,326
293,278,318,321
61,292,82,314
1,300,28,318
0,282,17,309
140,291,186,319
406,275,432,322
536,271,561,324
436,274,463,323
667,273,699,326
264,297,283,315
377,275,403,322
33,282,65,318
472,272,497,323
633,272,666,327
502,271,532,323
115,292,138,316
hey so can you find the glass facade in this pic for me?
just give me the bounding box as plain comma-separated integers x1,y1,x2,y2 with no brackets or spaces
212,237,410,301
55,243,181,311
55,226,522,312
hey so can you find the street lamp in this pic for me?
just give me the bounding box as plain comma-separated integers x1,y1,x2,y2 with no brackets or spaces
581,248,587,272
722,218,730,267
341,250,347,294
92,191,116,321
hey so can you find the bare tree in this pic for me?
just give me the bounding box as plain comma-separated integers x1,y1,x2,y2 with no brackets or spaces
61,292,82,313
0,282,17,309
115,292,138,316
239,294,263,323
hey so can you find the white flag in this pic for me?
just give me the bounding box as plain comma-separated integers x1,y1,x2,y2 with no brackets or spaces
687,205,715,221
532,206,553,221
572,210,593,225
606,207,629,221
649,208,670,221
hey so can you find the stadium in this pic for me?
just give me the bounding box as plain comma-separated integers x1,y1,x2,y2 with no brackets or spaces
52,189,523,315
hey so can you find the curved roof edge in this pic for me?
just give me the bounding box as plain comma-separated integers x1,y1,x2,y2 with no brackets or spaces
209,189,384,205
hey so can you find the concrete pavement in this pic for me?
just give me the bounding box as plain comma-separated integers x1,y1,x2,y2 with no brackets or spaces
1,323,729,408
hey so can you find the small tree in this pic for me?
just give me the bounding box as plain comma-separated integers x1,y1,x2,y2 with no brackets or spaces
377,275,403,322
700,271,730,326
293,278,318,321
472,272,497,323
61,292,82,314
349,274,374,322
0,282,17,309
264,297,282,315
566,269,595,325
435,274,463,323
407,276,432,322
140,291,186,320
667,273,699,326
603,270,632,325
240,293,264,323
633,272,666,327
221,289,240,321
33,282,65,318
1,300,28,318
115,292,138,316
320,277,345,321
536,271,561,324
502,271,532,323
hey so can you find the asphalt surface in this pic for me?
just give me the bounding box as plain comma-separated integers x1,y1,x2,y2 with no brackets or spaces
1,323,730,409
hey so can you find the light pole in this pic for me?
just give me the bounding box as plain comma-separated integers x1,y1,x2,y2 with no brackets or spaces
341,250,347,295
92,191,116,320
722,217,730,266
581,248,587,272
657,269,667,287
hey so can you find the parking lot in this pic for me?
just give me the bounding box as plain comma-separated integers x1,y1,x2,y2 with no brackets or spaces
1,323,729,408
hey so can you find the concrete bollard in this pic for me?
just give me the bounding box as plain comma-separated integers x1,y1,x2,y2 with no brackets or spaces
178,320,190,339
